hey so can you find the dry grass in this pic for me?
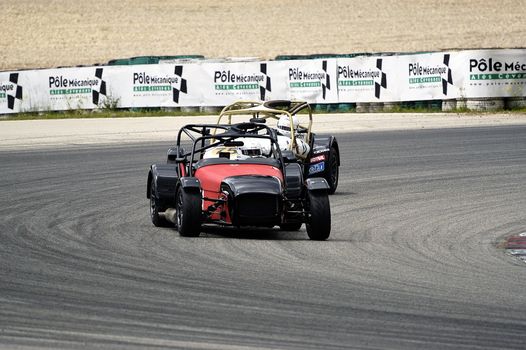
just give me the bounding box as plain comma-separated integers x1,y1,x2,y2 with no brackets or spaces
1,0,525,71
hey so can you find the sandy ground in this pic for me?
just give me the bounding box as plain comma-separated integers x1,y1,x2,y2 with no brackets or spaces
1,0,525,71
2,113,526,150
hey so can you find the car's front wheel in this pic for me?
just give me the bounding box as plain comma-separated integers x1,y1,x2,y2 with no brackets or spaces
306,190,331,240
176,187,202,237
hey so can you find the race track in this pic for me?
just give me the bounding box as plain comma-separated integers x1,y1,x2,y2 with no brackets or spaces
1,125,526,349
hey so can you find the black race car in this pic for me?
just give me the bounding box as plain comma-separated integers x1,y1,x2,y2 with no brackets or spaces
216,100,340,194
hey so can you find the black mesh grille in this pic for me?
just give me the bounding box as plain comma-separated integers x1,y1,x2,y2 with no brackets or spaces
235,194,280,226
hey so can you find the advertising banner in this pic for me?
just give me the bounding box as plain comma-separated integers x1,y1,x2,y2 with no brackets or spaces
111,63,202,107
452,49,526,98
398,52,460,101
0,72,23,113
1,49,525,115
277,59,338,103
199,61,275,105
337,56,398,103
1,67,112,114
194,59,337,105
40,66,110,111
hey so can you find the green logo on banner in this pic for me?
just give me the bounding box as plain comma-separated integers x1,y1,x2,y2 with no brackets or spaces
290,81,321,88
409,76,442,84
50,88,91,95
133,85,171,92
470,73,526,80
338,80,374,86
215,84,259,90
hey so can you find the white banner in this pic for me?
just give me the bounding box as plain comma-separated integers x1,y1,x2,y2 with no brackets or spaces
337,55,399,102
199,61,274,105
452,49,526,98
337,53,463,102
277,59,339,103
196,59,336,105
1,67,112,113
398,52,460,101
111,64,202,107
1,49,525,114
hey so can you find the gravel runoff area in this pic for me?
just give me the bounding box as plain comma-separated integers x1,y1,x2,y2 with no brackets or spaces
1,0,526,71
1,113,526,151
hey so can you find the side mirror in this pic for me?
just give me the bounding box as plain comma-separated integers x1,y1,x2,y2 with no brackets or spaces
167,147,186,162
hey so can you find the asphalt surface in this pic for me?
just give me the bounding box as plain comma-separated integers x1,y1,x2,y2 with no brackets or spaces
1,126,526,349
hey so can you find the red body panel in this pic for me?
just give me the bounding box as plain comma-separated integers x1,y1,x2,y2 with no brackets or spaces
196,163,283,192
195,163,284,223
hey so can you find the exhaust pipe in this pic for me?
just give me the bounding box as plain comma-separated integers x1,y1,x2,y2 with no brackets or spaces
163,208,177,224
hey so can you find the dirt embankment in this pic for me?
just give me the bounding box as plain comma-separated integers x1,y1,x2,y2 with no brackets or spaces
1,0,525,71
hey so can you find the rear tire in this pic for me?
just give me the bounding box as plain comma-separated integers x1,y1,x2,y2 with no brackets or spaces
306,191,331,240
150,178,171,227
176,187,202,237
325,147,339,194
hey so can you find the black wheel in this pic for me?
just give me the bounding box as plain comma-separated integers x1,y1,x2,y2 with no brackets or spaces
325,146,339,194
305,190,331,240
280,222,303,231
176,187,202,237
150,178,171,227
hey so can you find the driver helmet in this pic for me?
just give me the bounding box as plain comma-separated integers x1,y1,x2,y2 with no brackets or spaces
237,138,270,158
277,115,299,137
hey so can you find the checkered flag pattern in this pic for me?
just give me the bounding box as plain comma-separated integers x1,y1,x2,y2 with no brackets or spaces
442,54,453,95
259,63,271,100
321,60,331,100
92,68,107,105
7,73,23,110
173,65,187,103
375,59,387,99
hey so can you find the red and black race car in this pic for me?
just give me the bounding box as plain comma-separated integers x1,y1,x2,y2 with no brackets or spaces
147,121,332,240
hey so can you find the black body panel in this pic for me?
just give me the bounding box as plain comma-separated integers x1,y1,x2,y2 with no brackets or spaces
306,177,330,191
311,134,335,155
222,175,282,197
179,177,200,190
284,163,303,199
222,175,282,227
147,164,179,208
308,134,340,180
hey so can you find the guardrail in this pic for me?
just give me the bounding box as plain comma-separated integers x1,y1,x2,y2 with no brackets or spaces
1,49,525,114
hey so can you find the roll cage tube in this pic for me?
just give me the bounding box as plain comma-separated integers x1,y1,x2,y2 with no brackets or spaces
176,124,231,147
216,100,313,151
181,123,286,177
